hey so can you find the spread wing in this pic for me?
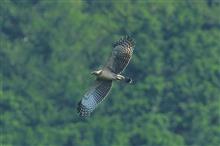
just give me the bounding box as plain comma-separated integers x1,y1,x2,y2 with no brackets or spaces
104,36,135,74
77,80,112,117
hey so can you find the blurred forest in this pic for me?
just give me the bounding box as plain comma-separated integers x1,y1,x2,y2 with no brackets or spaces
1,0,220,146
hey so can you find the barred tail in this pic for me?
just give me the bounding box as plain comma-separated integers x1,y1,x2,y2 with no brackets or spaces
77,100,90,118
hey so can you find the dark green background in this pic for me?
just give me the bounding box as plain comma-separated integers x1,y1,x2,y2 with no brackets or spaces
1,0,220,146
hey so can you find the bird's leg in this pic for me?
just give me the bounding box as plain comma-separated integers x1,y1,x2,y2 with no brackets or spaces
116,74,125,80
116,75,133,84
124,76,133,84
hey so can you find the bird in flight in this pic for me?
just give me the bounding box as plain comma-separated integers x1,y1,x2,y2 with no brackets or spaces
77,36,135,117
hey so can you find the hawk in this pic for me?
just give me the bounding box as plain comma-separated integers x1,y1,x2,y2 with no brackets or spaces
77,36,135,117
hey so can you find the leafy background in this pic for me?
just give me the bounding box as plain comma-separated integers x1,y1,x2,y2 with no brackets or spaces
1,0,220,146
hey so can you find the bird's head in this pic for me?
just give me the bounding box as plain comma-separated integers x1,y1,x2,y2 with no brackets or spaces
91,70,102,76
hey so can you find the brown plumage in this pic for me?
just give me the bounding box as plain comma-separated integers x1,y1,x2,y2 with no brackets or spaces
77,36,135,117
105,36,135,74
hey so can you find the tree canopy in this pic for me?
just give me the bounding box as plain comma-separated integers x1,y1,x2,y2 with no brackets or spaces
1,0,220,146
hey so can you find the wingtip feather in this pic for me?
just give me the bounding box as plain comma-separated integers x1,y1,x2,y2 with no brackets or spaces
77,100,91,118
113,35,135,48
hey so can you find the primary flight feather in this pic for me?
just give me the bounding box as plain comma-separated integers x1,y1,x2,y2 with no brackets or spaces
77,36,135,117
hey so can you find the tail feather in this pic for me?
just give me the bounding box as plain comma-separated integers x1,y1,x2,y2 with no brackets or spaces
77,100,90,118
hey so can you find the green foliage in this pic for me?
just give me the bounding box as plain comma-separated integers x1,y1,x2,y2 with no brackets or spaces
1,0,220,146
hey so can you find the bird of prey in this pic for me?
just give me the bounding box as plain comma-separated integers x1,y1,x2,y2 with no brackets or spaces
77,36,135,117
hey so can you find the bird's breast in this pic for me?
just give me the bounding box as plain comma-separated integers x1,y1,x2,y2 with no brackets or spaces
98,70,116,80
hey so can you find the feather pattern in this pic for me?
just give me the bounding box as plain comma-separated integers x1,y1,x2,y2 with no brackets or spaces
77,80,112,117
105,36,135,74
77,36,135,117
